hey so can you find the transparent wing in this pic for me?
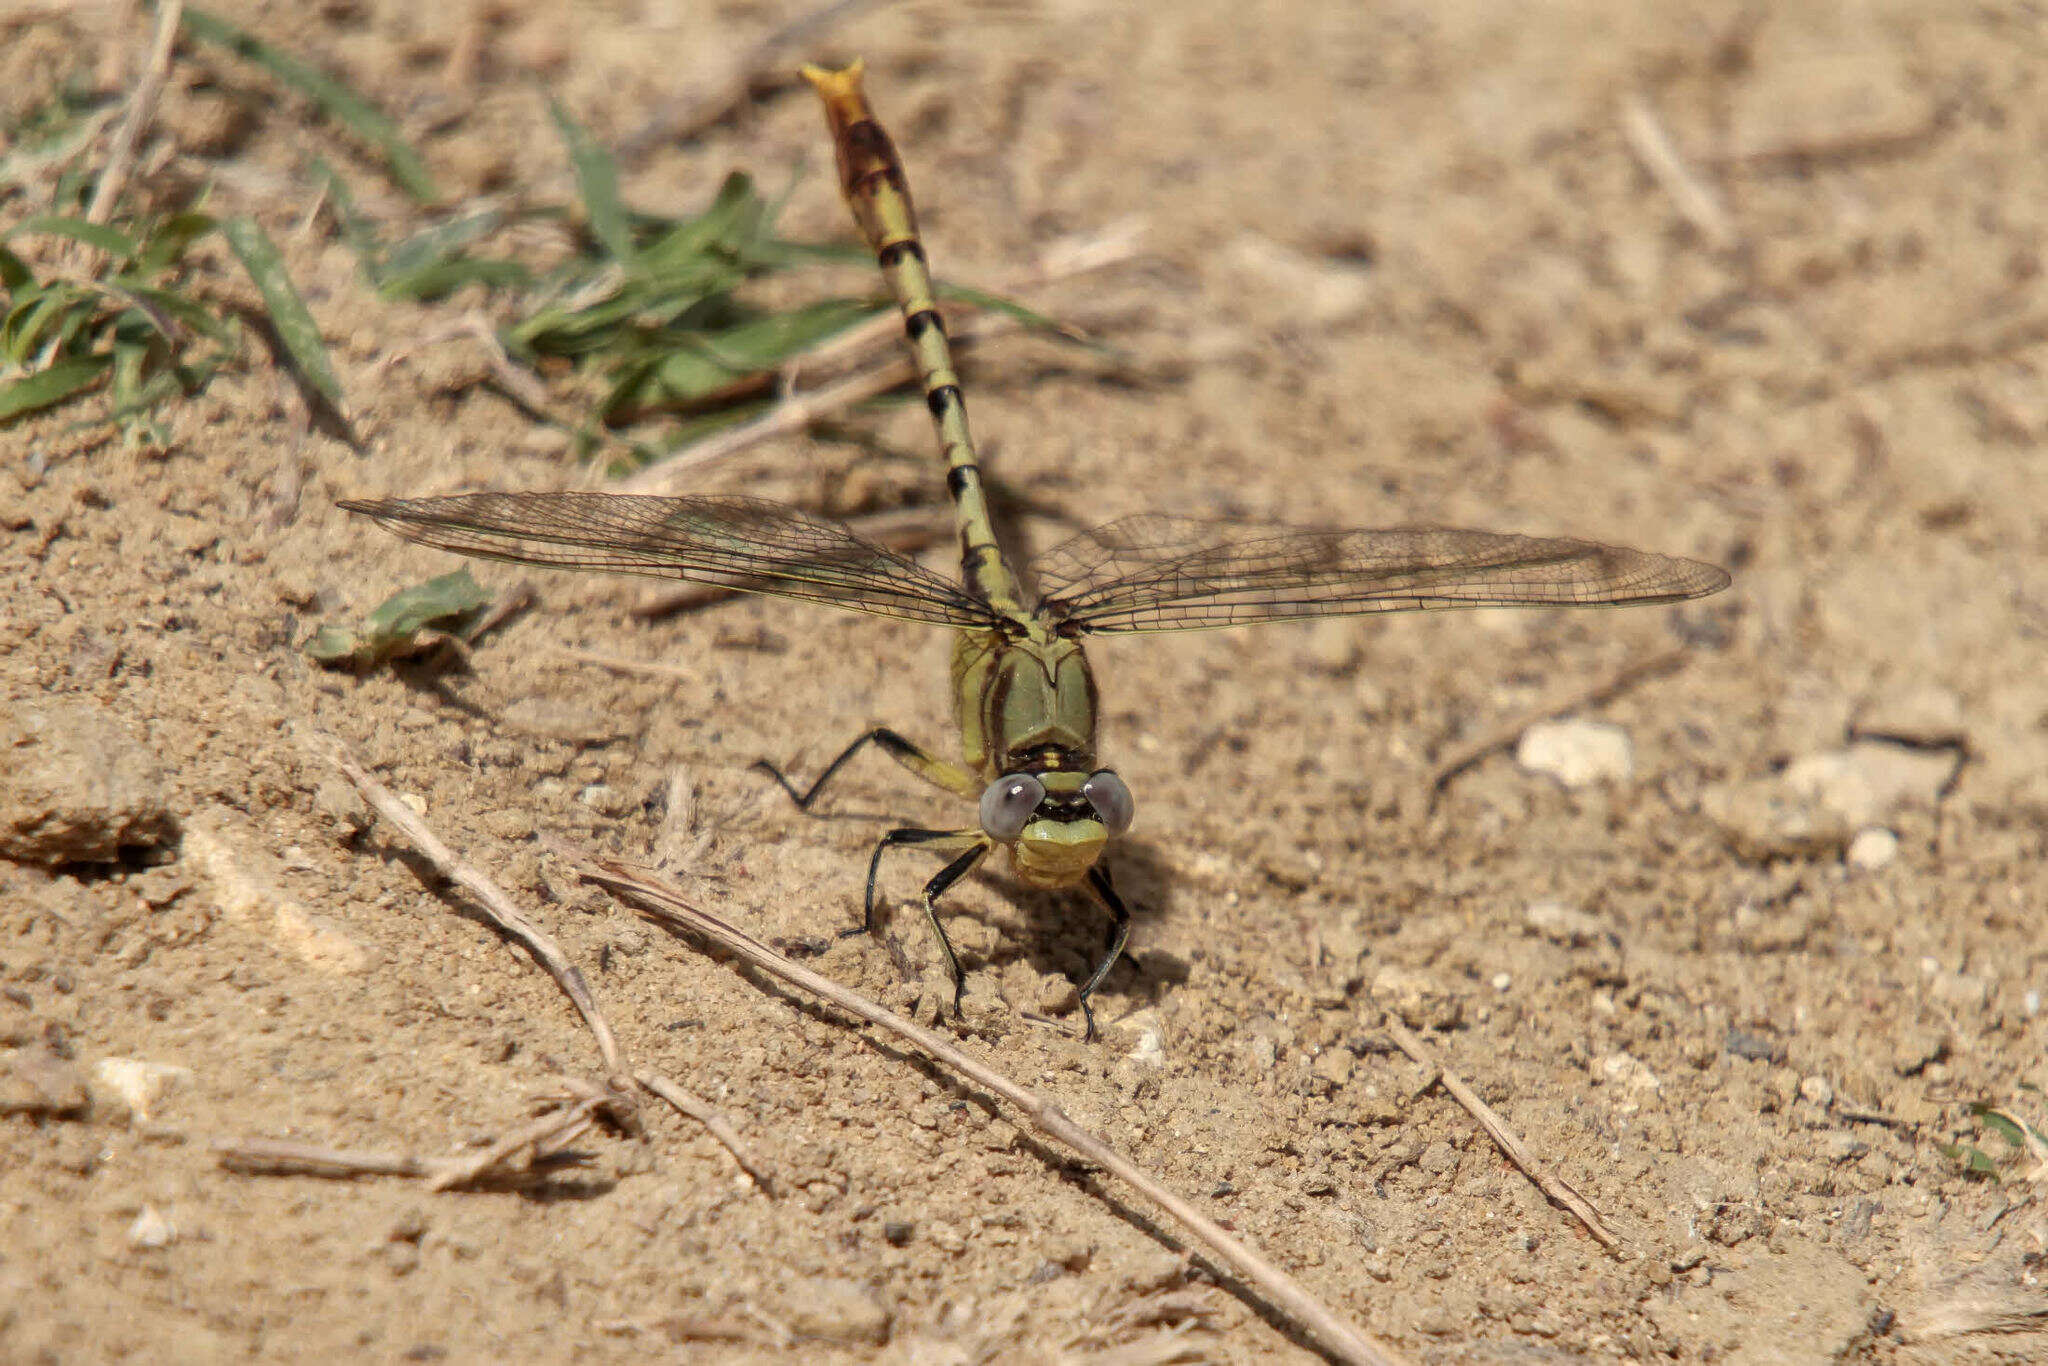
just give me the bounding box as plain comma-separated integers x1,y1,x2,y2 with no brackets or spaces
339,492,1004,630
1029,514,1730,634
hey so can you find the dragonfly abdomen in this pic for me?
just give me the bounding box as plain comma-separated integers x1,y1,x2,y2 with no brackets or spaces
803,61,1030,625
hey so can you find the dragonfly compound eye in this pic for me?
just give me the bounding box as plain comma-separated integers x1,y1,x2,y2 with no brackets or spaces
979,774,1045,842
1081,770,1134,836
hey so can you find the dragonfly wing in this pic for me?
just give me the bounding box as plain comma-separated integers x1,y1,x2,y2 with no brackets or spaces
1029,514,1730,634
340,492,1003,630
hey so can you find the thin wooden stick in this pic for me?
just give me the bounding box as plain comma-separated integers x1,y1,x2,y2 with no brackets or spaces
568,851,1408,1366
638,1070,775,1192
320,745,628,1088
1619,93,1738,252
214,1092,605,1189
84,0,182,230
1425,647,1688,802
1379,1015,1621,1251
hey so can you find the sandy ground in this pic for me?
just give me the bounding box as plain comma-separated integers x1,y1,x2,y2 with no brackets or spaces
6,1,2048,1361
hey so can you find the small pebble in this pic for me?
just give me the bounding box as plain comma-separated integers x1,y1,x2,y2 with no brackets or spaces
127,1205,175,1250
91,1058,191,1124
1516,718,1633,789
1524,899,1603,946
1035,974,1079,1018
1846,827,1898,872
1311,1047,1356,1087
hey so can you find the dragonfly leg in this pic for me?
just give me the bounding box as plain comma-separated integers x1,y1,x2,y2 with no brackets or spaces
858,827,985,936
754,727,979,809
920,839,992,1018
1074,864,1132,1043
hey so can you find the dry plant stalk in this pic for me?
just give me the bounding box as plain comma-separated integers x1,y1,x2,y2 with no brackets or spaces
569,851,1409,1366
1618,93,1738,252
215,1088,607,1190
1380,1015,1621,1251
83,0,183,232
324,747,629,1084
304,739,766,1187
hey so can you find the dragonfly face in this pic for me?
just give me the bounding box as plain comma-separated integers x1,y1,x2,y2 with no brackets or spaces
980,766,1134,888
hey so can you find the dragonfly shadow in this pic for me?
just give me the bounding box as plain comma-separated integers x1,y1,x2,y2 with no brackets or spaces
983,835,1191,1019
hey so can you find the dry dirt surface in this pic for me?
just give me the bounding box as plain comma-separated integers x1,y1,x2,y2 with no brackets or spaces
6,2,2048,1362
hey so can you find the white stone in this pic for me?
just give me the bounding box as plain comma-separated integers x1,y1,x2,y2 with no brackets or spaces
1782,742,1957,827
1846,827,1898,871
127,1205,175,1249
91,1058,191,1124
1524,899,1604,946
1593,1052,1661,1092
1516,719,1633,789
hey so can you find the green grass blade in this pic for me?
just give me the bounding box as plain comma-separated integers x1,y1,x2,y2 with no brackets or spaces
315,158,388,281
0,354,110,422
220,215,344,409
181,6,441,203
133,210,219,277
4,287,88,363
7,215,141,260
549,102,634,263
379,257,532,302
637,172,761,274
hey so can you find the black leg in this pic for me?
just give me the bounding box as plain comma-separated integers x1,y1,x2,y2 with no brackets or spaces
754,727,978,809
1074,863,1132,1042
920,842,990,1017
858,827,977,936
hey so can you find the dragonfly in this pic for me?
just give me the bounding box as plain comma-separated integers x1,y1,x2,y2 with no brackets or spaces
342,60,1730,1040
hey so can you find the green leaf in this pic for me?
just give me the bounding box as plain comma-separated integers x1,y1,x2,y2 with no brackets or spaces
181,6,441,203
307,569,493,666
316,159,387,280
6,215,140,259
0,354,110,422
133,210,219,277
3,286,96,364
1970,1104,2029,1149
637,173,762,275
379,257,531,302
220,215,344,409
550,102,634,263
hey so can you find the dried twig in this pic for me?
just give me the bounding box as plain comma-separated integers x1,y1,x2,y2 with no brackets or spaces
1425,647,1689,802
1619,94,1738,252
567,851,1408,1366
1380,1015,1620,1251
214,1089,609,1190
84,0,182,230
637,1070,774,1192
320,744,629,1088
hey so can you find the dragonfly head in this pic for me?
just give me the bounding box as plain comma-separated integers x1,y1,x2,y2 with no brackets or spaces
979,768,1134,888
